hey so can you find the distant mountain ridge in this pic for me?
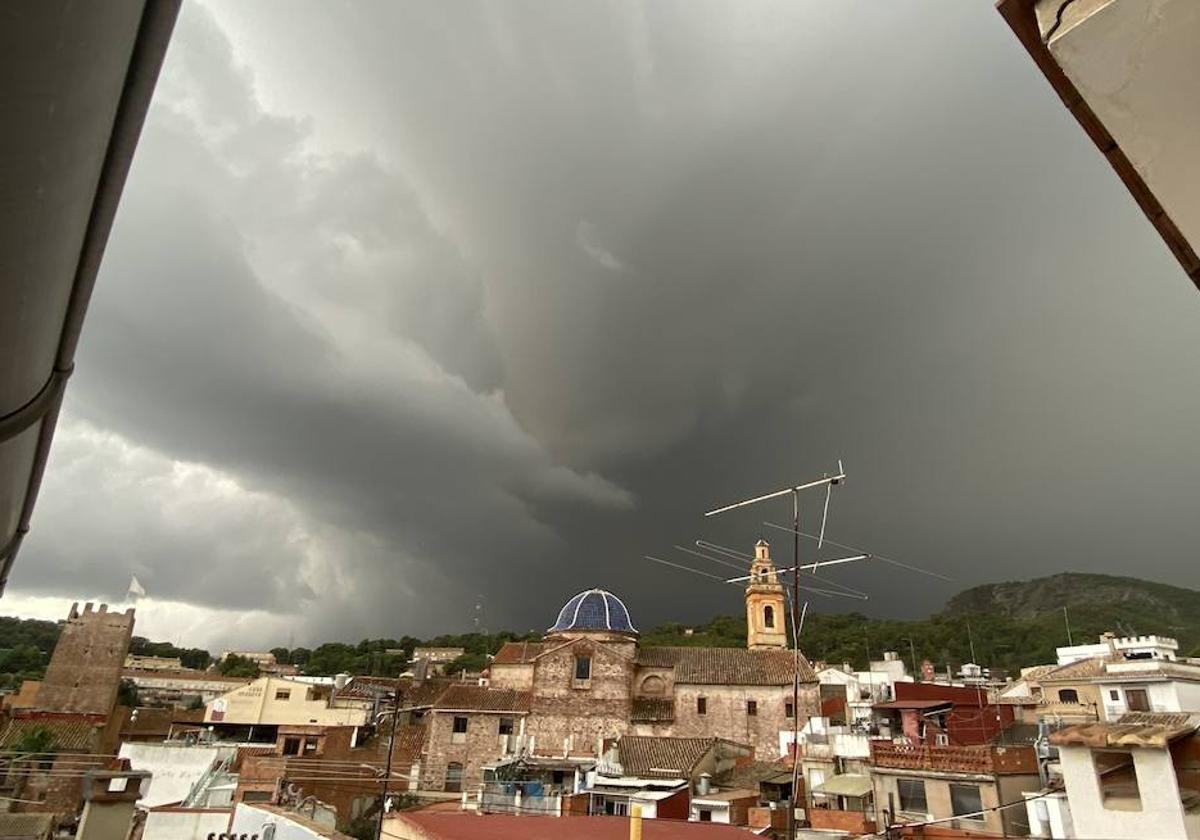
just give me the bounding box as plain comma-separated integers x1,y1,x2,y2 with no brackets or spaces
2,573,1197,685
945,571,1199,631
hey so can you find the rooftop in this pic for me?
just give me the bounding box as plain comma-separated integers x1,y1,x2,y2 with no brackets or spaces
637,646,814,685
386,812,754,839
1049,712,1200,749
616,736,720,779
433,685,531,713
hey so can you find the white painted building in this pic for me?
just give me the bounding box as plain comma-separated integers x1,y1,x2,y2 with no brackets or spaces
118,742,238,808
143,807,231,840
1027,713,1200,839
1055,634,1179,666
228,803,342,840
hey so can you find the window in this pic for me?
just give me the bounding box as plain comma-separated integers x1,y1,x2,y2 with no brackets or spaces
950,784,983,819
303,737,319,755
935,733,950,746
897,778,927,814
747,700,758,717
1094,752,1141,810
698,809,713,822
1125,688,1150,712
785,701,795,718
282,737,301,756
275,689,291,701
1109,690,1120,701
574,655,592,682
1058,689,1079,704
697,696,707,715
452,716,468,743
444,762,464,793
764,605,775,628
498,717,514,736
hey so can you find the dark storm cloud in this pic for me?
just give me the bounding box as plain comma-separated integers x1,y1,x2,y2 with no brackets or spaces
12,0,1200,645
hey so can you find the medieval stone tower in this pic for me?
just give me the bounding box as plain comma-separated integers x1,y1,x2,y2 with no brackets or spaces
37,602,134,717
745,539,787,649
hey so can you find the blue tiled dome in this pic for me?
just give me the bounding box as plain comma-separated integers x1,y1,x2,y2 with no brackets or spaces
549,589,637,634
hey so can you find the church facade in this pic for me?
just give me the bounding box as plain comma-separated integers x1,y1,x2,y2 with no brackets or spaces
420,540,820,792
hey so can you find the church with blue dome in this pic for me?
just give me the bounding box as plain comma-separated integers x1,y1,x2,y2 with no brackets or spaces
548,588,638,636
418,540,821,795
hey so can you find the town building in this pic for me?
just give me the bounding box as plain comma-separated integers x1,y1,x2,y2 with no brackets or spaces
1028,712,1200,839
425,540,818,796
122,667,252,709
124,655,183,671
37,602,134,717
1015,634,1200,725
816,651,914,727
203,676,371,735
0,604,134,825
584,736,751,820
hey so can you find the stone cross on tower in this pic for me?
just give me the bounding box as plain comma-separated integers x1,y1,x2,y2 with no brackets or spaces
745,539,787,649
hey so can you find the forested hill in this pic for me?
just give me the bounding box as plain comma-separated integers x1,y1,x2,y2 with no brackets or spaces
2,573,1196,684
643,572,1200,676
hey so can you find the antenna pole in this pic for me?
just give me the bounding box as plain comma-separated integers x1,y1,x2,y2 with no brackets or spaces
1063,606,1073,646
790,488,801,840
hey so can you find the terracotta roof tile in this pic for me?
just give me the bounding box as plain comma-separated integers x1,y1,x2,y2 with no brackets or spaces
399,679,454,709
1039,656,1111,682
392,724,428,763
637,646,815,685
630,697,674,723
492,642,545,664
433,685,531,713
0,716,100,752
616,736,715,778
0,813,53,837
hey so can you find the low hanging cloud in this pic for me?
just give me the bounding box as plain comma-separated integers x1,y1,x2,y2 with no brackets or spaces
12,1,1200,647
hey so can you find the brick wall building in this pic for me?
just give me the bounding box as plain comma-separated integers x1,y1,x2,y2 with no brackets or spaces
421,541,820,794
37,603,134,717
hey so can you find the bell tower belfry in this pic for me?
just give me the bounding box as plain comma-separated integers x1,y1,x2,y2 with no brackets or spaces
745,539,787,649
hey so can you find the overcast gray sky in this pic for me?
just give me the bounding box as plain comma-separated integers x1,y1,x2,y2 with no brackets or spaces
8,0,1199,650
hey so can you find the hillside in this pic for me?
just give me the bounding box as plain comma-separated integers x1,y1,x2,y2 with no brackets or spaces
3,573,1195,685
643,572,1200,677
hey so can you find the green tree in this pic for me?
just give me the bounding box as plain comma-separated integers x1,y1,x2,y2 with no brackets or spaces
13,725,56,756
270,647,291,665
217,654,260,678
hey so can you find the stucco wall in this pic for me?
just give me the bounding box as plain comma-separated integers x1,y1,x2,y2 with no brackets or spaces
872,771,1005,837
206,677,366,726
119,743,237,808
228,803,336,840
143,808,231,840
1058,743,1188,839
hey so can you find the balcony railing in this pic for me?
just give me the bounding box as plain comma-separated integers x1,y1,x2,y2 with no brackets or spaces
870,742,1037,775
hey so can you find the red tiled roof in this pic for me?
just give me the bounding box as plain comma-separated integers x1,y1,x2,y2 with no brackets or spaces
392,724,427,764
630,697,674,723
616,736,715,778
390,812,753,839
492,641,545,664
433,685,531,713
399,679,454,709
0,716,101,752
637,646,815,685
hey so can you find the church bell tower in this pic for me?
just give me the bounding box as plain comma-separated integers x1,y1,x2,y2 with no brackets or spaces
745,539,787,649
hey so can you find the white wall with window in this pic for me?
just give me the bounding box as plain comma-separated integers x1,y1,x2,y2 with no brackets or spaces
1057,743,1193,839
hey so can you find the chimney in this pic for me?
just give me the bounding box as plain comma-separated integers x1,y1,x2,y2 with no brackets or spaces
697,773,712,796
